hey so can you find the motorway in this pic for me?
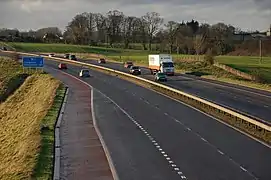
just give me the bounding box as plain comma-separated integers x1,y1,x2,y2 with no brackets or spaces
45,59,271,180
70,57,271,123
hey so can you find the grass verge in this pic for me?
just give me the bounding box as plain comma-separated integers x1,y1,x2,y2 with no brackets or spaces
0,74,61,180
32,84,66,179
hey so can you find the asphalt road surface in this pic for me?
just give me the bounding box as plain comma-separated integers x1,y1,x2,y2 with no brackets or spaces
73,57,271,123
45,59,271,180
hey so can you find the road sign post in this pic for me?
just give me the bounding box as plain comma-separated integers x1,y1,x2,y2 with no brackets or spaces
22,56,44,72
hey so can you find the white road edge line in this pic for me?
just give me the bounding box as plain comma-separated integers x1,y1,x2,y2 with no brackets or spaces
54,87,69,180
50,68,120,180
57,69,188,179
61,70,120,180
91,88,120,180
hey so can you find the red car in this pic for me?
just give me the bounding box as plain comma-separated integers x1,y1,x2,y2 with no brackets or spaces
124,61,133,68
58,63,67,69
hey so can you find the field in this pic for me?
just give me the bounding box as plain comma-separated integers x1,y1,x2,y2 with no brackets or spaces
5,42,271,89
216,56,271,83
6,42,200,62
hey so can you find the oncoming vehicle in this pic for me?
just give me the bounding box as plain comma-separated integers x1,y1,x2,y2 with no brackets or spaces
154,72,167,82
64,53,70,59
124,61,133,68
48,53,55,57
129,66,141,75
58,63,67,69
149,54,174,76
69,54,77,60
98,58,106,64
79,69,91,77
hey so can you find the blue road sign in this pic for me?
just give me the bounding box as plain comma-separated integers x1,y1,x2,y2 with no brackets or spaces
22,56,44,68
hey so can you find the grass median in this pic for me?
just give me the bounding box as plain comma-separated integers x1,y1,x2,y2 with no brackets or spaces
0,74,63,180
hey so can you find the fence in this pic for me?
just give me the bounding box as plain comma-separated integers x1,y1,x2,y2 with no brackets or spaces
214,62,258,81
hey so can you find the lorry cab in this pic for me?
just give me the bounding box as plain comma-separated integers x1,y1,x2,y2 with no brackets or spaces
160,61,174,75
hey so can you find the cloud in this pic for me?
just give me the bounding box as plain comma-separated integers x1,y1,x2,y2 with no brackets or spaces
0,0,270,31
253,0,271,10
19,0,43,13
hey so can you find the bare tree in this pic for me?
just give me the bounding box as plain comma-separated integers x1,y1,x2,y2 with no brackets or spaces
35,27,62,43
142,12,163,50
194,34,206,55
82,12,96,44
174,24,193,54
67,14,88,44
121,16,138,49
106,10,124,47
138,18,148,50
165,21,178,53
93,13,107,43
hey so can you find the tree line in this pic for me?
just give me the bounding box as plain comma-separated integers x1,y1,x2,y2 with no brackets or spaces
1,10,271,56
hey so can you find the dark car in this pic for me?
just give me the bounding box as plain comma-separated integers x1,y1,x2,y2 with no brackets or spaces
98,58,106,64
79,69,91,77
69,54,77,60
64,53,70,59
129,66,141,75
124,61,133,68
154,72,167,82
58,63,67,69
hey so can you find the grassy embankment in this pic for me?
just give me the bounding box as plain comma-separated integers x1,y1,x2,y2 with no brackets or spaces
0,57,28,102
0,57,65,179
7,42,271,91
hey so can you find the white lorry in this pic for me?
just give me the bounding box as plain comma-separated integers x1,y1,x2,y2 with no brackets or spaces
148,54,174,76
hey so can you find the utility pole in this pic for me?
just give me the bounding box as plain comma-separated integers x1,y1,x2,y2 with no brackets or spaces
259,39,262,64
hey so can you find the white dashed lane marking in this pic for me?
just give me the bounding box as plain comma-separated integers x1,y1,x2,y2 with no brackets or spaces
144,100,150,104
131,120,188,178
112,93,188,179
217,150,224,155
135,94,258,179
201,137,207,142
240,166,248,172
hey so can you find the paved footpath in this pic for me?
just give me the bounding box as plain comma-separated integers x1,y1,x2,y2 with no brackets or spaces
47,68,114,180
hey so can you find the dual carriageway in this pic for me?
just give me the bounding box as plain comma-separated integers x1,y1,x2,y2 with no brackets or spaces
2,51,271,179
43,55,271,180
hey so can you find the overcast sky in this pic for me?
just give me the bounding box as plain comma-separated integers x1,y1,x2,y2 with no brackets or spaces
0,0,270,32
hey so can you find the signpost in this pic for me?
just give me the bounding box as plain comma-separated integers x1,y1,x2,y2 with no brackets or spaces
22,56,44,73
